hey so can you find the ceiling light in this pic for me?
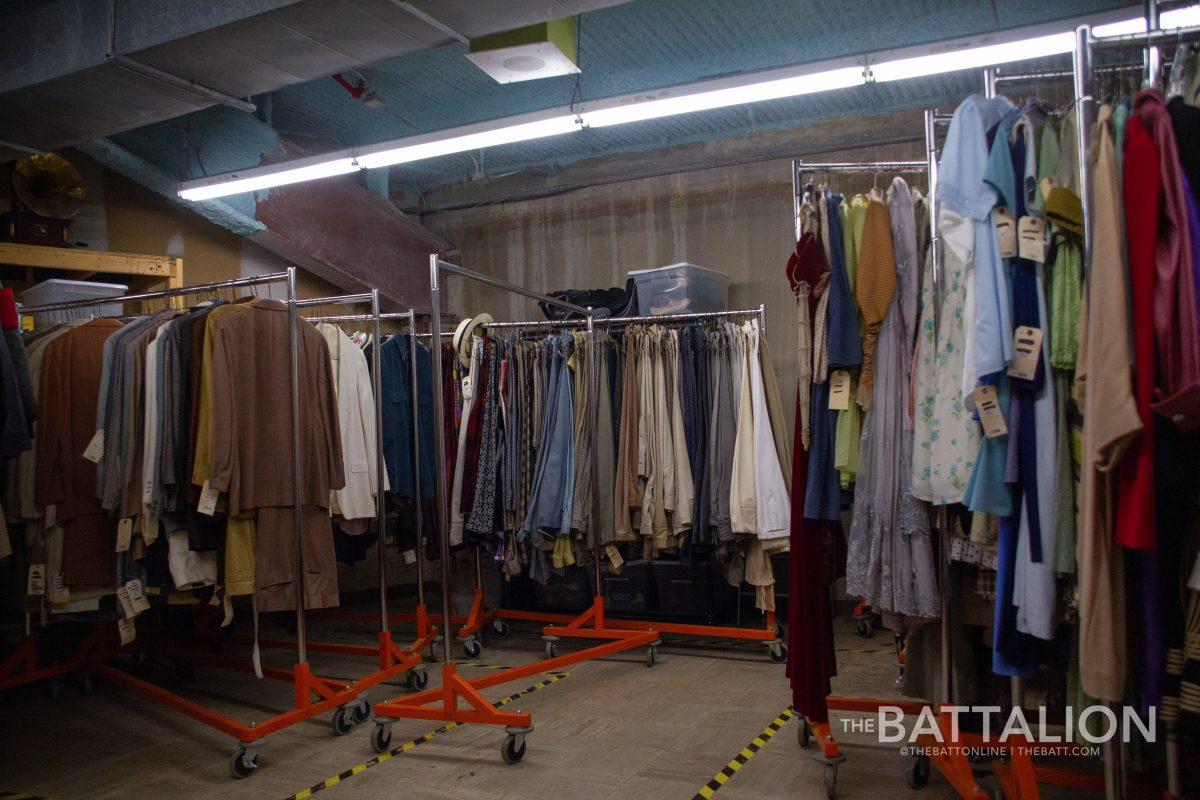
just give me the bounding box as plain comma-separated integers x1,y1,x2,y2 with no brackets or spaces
178,158,360,201
870,31,1077,82
354,114,580,169
580,67,864,127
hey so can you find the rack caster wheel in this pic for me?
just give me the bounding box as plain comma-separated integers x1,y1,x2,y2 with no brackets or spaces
768,642,787,663
645,643,659,667
543,637,559,660
229,748,259,779
405,666,429,691
824,762,838,799
798,721,811,748
855,618,873,638
352,697,371,724
463,638,482,659
370,723,393,754
332,705,356,736
501,733,527,764
492,619,510,639
906,754,930,789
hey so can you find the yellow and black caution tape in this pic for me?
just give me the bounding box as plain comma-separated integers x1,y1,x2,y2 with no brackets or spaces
691,707,793,800
454,660,512,671
0,792,55,800
285,671,569,800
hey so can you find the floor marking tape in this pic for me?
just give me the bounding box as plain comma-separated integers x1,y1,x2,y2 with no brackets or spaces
283,672,570,800
691,707,793,800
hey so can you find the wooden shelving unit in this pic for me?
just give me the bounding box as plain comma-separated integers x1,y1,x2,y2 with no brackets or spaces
0,241,183,290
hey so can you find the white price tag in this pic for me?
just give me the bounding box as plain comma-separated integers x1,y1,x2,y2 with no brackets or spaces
605,543,625,569
1007,326,1044,381
82,430,105,463
828,370,851,411
118,617,137,646
973,385,1008,438
197,480,219,516
1018,215,1046,263
993,206,1017,258
27,563,45,596
116,585,135,618
125,579,151,615
116,517,133,552
402,549,417,565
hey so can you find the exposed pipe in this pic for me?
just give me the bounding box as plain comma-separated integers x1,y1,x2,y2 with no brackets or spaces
387,0,469,44
110,54,257,114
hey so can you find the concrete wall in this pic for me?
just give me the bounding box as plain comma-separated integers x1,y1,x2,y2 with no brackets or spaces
426,140,925,421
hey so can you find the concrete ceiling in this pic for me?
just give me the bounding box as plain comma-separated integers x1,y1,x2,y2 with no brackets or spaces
0,0,628,159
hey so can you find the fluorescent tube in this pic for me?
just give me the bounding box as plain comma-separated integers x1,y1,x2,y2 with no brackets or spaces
179,158,359,201
870,31,1077,82
580,67,864,128
354,114,581,169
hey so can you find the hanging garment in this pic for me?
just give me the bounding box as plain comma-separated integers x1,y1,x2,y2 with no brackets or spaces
379,333,435,502
845,179,938,620
854,197,898,410
746,321,790,541
35,318,124,589
318,324,385,521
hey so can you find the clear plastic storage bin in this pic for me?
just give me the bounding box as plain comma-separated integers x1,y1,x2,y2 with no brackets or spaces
20,278,128,329
628,262,730,316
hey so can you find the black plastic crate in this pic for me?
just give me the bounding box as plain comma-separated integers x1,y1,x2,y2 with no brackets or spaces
602,558,655,613
653,559,736,623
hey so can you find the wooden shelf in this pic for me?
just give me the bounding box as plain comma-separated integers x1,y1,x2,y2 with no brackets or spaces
0,241,182,289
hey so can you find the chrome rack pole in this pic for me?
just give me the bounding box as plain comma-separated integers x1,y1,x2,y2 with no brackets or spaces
1075,26,1095,278
792,160,803,241
1145,0,1162,89
408,310,427,615
924,107,952,707
371,290,389,635
429,256,454,663
983,67,997,98
587,313,603,601
17,269,294,316
286,267,307,665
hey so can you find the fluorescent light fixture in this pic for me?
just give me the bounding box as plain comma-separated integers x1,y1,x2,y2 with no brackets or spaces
355,114,580,169
179,157,359,201
579,66,865,127
178,5,1200,201
870,31,1076,82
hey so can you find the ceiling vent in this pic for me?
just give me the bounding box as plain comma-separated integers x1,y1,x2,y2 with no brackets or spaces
466,18,579,84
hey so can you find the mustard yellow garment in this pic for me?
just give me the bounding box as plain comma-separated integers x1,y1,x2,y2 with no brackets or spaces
853,199,897,410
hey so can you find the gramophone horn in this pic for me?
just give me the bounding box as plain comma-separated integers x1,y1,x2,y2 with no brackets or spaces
12,152,87,219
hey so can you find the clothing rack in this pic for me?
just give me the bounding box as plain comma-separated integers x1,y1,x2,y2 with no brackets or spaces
8,275,428,778
457,303,789,662
1069,16,1200,800
788,113,1019,800
370,257,662,764
300,309,445,674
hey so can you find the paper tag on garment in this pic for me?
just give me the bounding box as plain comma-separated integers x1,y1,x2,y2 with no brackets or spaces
124,579,151,615
973,385,1008,438
116,585,135,618
1018,215,1046,263
1007,326,1044,381
605,544,625,569
82,430,105,463
115,518,133,552
117,617,136,646
142,516,159,545
828,370,852,410
44,504,56,528
402,549,417,565
51,573,68,602
993,206,1017,258
197,480,219,516
27,563,45,596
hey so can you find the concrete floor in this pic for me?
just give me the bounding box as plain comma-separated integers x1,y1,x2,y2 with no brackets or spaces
0,611,1070,800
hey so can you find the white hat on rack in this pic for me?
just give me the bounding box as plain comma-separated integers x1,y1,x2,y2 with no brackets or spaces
452,312,493,369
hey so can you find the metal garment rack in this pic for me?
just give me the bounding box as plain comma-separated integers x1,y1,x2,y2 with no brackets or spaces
9,275,423,779
370,257,661,765
1069,15,1200,800
302,310,444,665
788,112,1011,800
468,305,792,662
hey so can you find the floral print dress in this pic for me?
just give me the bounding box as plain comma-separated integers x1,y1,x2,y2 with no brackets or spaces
909,204,979,504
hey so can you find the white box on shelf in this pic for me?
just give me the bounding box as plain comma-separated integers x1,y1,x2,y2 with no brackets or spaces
628,262,730,316
20,278,128,329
